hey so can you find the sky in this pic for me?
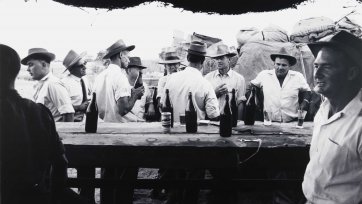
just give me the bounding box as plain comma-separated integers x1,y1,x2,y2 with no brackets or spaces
0,0,361,60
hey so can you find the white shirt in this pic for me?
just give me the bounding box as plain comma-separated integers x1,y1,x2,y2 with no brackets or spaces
93,64,142,122
251,70,310,122
302,89,362,204
130,83,151,121
156,75,168,99
162,66,220,122
33,73,74,121
205,69,246,110
61,74,92,121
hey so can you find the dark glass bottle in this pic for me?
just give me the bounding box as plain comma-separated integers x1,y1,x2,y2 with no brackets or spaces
220,94,232,137
134,71,143,89
244,87,256,125
164,68,168,76
162,89,174,127
153,87,161,121
231,89,238,127
85,92,98,133
185,92,197,133
134,71,143,100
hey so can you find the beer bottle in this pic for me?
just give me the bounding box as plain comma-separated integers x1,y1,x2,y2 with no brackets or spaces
231,89,238,127
134,71,143,100
244,86,256,125
162,89,174,127
185,92,197,133
153,87,161,121
164,68,168,76
145,88,156,122
220,94,232,137
85,92,98,133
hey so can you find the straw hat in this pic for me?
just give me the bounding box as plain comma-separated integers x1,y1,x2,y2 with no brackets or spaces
63,50,87,71
159,52,182,64
208,44,237,58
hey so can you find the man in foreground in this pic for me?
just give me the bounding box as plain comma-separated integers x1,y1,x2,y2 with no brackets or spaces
302,30,362,203
0,44,89,204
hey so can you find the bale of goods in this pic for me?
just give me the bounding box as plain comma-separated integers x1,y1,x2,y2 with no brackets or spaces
290,16,335,43
236,27,260,49
233,40,315,88
248,25,289,42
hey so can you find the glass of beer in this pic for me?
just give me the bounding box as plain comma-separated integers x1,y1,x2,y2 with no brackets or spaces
296,110,307,128
179,112,186,126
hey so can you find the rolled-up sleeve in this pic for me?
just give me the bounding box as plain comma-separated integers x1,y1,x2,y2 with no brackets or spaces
205,83,220,119
47,82,75,114
113,74,131,101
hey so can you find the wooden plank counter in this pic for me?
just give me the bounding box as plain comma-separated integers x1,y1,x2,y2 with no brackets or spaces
56,121,313,203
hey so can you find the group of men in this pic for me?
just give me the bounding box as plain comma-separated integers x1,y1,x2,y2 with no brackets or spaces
1,30,362,204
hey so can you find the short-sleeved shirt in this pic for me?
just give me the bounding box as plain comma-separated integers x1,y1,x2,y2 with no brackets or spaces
130,83,151,121
302,89,362,204
60,74,92,121
251,70,310,122
1,89,67,203
205,69,246,110
94,64,143,122
162,66,220,122
33,73,75,122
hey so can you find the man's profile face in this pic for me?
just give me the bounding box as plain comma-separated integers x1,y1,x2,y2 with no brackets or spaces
165,63,180,74
26,59,48,80
127,67,142,82
313,47,346,97
214,55,230,74
274,57,291,78
70,59,87,78
120,51,130,68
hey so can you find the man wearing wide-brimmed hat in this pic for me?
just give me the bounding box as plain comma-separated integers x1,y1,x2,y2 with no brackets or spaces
156,52,182,102
22,48,74,122
162,41,220,122
250,47,311,122
205,44,246,117
93,39,144,122
302,31,362,204
61,50,92,122
124,56,151,121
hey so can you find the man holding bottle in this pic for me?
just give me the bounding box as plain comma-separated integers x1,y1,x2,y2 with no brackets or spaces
205,43,246,119
250,47,311,122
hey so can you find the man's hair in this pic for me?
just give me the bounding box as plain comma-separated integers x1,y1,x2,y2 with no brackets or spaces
0,44,21,88
187,53,205,64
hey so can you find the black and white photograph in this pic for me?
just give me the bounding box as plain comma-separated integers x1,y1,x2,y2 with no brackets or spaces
1,0,362,203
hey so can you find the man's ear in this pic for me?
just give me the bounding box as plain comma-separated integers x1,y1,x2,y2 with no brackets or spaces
347,66,359,81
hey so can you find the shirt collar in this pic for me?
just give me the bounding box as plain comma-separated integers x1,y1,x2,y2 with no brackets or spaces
185,66,202,76
320,88,362,124
217,68,231,77
69,73,81,82
39,72,51,82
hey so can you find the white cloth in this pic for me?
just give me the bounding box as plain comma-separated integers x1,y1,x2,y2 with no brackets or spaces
302,89,362,204
205,69,246,110
33,73,74,121
60,74,92,121
251,70,310,122
93,64,142,122
162,66,220,122
156,75,168,99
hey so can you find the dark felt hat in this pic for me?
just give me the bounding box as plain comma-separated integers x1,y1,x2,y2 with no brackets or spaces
127,57,146,69
308,30,362,66
270,47,297,66
187,41,208,57
21,48,55,65
103,39,135,59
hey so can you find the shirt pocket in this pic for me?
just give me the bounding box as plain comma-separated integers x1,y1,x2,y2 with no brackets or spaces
318,136,349,175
